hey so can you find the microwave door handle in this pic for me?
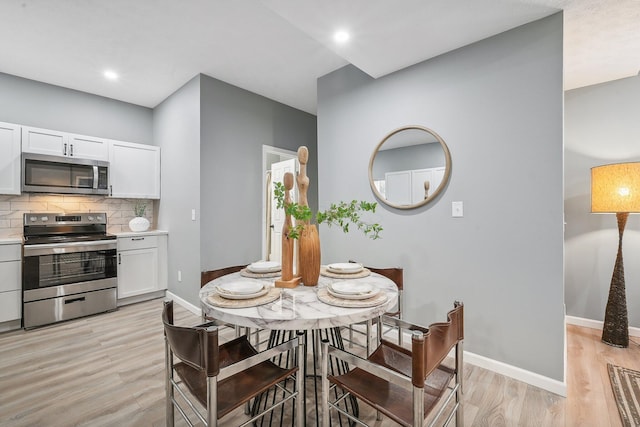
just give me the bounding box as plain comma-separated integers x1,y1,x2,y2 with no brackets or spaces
93,165,99,189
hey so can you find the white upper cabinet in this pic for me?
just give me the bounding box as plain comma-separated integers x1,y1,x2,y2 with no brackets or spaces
67,134,109,160
0,122,21,195
109,140,160,199
22,126,108,161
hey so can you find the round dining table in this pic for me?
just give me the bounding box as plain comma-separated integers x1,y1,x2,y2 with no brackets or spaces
199,268,398,426
198,269,398,331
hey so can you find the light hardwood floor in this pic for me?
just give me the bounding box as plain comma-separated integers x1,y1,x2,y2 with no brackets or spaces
0,298,638,426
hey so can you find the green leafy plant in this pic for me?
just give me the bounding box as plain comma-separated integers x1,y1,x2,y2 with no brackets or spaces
274,182,382,240
133,201,147,217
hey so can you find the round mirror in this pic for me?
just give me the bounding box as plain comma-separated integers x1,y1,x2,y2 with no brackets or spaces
369,125,451,209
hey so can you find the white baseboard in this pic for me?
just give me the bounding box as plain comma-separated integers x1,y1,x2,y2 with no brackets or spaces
166,291,201,316
565,315,640,338
464,351,567,397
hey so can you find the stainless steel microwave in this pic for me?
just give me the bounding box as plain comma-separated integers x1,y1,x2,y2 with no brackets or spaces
22,153,110,195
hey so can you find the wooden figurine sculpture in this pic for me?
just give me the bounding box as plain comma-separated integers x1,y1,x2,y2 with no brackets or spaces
296,146,321,286
275,172,301,288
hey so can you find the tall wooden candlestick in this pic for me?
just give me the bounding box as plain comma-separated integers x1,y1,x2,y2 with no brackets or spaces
275,172,300,288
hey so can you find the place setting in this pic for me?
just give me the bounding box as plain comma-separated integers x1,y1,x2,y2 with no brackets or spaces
207,280,281,308
240,260,282,278
320,262,371,279
317,280,388,308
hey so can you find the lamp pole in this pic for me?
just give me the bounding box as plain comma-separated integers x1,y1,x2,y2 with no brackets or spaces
602,212,629,347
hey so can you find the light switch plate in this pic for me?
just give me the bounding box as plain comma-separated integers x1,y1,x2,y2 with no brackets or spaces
452,201,463,217
191,209,196,221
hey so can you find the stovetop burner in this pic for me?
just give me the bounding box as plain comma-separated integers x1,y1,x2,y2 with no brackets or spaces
23,212,113,245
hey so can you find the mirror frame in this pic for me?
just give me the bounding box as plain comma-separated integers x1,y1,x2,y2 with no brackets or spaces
368,125,452,210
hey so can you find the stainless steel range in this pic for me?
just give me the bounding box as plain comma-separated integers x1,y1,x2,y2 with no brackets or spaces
22,213,117,329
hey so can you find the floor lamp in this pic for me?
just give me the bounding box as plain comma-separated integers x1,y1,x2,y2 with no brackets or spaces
591,162,640,348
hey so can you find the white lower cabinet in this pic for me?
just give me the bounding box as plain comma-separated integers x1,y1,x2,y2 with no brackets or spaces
0,122,21,195
117,233,167,300
0,243,22,323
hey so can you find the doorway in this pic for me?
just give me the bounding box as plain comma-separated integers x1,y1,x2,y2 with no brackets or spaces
262,145,298,261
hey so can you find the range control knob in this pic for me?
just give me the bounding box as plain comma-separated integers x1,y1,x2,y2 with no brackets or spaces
30,216,37,222
88,216,94,221
40,216,48,222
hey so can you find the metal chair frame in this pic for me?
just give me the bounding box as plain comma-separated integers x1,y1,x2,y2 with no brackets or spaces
163,300,304,426
321,302,464,427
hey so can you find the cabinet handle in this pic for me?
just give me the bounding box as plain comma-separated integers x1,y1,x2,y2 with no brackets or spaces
131,237,145,241
65,297,85,304
63,143,67,156
109,185,113,196
70,143,74,156
118,253,121,265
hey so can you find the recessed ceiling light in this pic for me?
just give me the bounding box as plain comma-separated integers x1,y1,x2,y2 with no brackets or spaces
334,30,350,44
103,70,119,81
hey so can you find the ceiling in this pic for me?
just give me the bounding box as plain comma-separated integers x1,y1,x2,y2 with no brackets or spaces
0,0,638,115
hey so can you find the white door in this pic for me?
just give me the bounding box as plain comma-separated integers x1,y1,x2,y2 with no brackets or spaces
270,158,297,262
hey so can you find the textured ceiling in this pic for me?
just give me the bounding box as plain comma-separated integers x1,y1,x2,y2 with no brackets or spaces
0,0,637,114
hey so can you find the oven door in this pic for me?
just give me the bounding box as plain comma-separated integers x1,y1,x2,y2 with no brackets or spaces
23,240,117,302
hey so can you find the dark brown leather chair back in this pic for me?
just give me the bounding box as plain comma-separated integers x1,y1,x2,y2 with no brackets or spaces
414,301,463,382
366,266,403,291
201,265,247,287
162,300,219,376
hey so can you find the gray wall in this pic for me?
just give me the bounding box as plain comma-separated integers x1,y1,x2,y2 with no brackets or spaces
0,72,152,143
565,74,640,327
154,73,317,307
200,74,317,274
317,14,564,380
154,75,202,305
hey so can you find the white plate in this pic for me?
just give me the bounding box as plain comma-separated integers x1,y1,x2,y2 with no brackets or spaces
327,285,379,300
327,262,363,274
329,281,374,295
217,281,264,295
217,288,269,299
247,261,281,273
216,286,269,300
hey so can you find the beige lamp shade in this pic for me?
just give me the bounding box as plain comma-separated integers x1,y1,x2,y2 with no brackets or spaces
591,162,640,213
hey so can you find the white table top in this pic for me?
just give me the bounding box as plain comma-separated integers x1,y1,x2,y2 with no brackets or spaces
199,270,398,331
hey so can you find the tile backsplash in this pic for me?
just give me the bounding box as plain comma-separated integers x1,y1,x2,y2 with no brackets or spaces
0,194,156,237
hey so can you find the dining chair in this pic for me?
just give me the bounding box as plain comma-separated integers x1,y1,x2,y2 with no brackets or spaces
345,262,404,352
321,301,464,427
163,300,304,427
201,265,252,340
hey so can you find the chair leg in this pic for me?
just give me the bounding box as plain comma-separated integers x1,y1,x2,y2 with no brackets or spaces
413,385,425,427
456,341,464,427
320,339,330,427
296,332,305,427
164,338,175,427
208,376,217,427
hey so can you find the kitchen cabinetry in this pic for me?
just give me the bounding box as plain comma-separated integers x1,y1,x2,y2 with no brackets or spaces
0,243,21,323
109,140,161,199
22,126,108,161
117,233,167,300
0,122,21,195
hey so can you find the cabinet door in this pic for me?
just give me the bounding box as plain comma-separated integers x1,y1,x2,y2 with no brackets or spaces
117,247,159,299
68,134,108,160
0,245,21,322
22,126,67,156
109,140,161,199
0,122,21,195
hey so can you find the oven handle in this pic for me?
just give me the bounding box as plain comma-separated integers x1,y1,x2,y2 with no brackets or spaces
24,240,117,256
